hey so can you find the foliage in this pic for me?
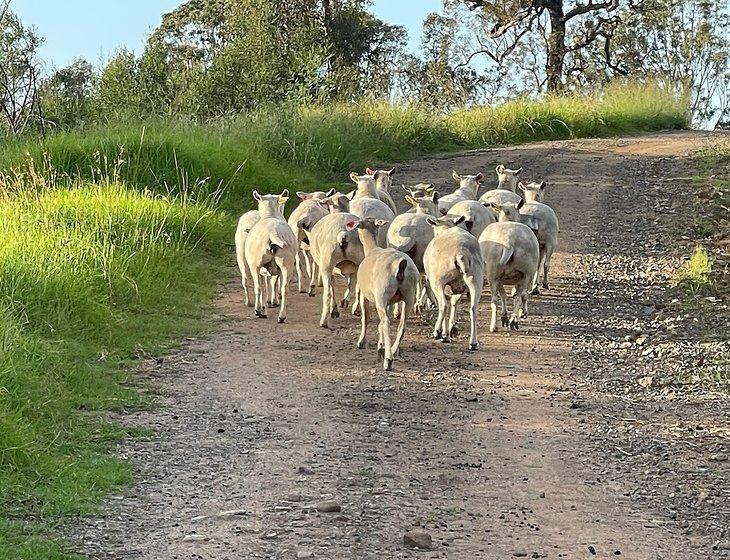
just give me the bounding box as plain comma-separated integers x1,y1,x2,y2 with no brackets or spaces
39,59,96,128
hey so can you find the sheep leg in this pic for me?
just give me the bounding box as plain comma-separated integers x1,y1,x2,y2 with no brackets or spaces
466,275,481,351
302,249,313,279
432,287,447,340
351,281,361,316
391,301,408,358
498,285,509,327
357,295,369,349
341,274,353,308
295,250,305,293
377,304,393,371
531,246,546,294
489,281,500,333
252,273,267,319
542,244,554,289
277,264,289,323
308,261,318,297
329,280,339,319
237,247,252,307
510,282,526,330
319,272,333,328
448,294,461,338
268,275,280,307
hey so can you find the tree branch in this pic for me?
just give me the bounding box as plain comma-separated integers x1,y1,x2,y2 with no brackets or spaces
563,0,619,21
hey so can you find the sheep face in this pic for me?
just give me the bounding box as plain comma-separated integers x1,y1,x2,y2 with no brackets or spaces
296,188,336,201
345,216,389,234
405,192,439,215
366,167,396,192
427,215,466,237
321,193,351,214
490,200,524,223
253,189,289,217
402,183,436,198
518,181,546,203
452,170,484,197
495,164,522,191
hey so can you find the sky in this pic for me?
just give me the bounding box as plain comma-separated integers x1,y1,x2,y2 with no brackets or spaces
11,0,443,72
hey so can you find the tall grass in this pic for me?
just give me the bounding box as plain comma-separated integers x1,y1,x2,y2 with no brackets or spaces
0,80,689,558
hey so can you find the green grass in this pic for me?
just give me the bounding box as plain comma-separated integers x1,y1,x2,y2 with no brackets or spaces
673,244,714,295
0,81,690,558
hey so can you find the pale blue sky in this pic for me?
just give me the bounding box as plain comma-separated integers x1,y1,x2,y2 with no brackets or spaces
11,0,443,72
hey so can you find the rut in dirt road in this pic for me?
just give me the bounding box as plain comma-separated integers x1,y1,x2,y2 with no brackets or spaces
75,131,728,560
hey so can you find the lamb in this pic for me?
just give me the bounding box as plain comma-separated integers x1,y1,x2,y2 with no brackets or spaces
234,210,261,307
495,164,523,192
288,188,336,294
387,192,439,311
350,217,419,370
438,171,483,215
423,215,484,350
517,199,558,293
306,212,365,328
447,199,496,238
321,192,351,213
479,201,539,331
365,167,399,214
402,183,436,213
349,193,396,248
244,190,298,323
518,181,547,203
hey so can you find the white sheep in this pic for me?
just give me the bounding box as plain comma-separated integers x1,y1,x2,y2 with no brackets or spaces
366,166,399,214
438,171,483,215
517,198,558,294
321,192,351,214
387,192,439,311
349,194,395,248
447,199,496,239
350,217,419,370
234,210,261,307
423,215,484,350
288,188,335,295
244,190,298,323
402,183,436,213
306,212,366,328
495,164,523,192
479,201,539,331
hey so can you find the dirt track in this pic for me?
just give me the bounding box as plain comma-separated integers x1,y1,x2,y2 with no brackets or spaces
76,131,729,560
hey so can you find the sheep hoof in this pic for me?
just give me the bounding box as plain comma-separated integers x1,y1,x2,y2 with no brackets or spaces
352,308,361,317
383,359,393,371
449,326,459,337
319,322,329,329
501,315,509,327
277,317,286,324
340,299,348,309
330,308,340,319
257,313,268,319
542,282,549,289
509,319,519,330
489,326,498,333
378,347,385,359
530,287,540,295
308,290,316,297
441,337,451,344
433,330,442,340
357,341,366,350
469,343,479,351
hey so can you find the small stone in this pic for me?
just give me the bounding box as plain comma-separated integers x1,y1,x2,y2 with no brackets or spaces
404,531,433,550
513,552,528,558
539,492,546,498
182,534,208,542
589,545,597,555
297,552,313,559
298,466,315,475
263,532,278,539
316,501,341,513
217,509,247,517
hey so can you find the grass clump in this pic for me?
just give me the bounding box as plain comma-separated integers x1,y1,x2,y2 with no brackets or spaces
673,245,714,294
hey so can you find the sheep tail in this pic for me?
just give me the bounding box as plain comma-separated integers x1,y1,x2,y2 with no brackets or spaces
336,231,349,250
269,231,287,252
499,247,514,266
395,258,408,282
455,253,469,274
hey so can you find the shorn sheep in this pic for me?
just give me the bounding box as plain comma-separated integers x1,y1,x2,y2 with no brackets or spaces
423,215,484,350
438,171,483,215
235,209,261,307
244,190,298,323
366,166,399,214
447,199,496,239
495,164,522,192
479,201,539,331
351,217,419,371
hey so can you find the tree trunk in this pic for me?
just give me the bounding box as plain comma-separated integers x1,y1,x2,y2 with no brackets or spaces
545,2,566,92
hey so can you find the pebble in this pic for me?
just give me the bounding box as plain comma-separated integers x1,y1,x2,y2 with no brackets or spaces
403,531,433,550
316,501,341,513
297,552,313,559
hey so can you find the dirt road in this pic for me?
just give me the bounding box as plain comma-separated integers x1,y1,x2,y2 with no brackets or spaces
76,131,728,559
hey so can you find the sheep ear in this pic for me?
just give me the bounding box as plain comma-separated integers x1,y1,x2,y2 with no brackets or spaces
431,191,439,203
365,167,375,175
253,190,262,201
426,183,436,193
452,170,461,182
349,172,359,183
496,164,505,174
296,191,308,200
325,188,336,197
517,182,526,192
515,167,523,175
388,167,396,176
517,199,525,210
401,185,410,193
347,190,356,200
279,189,290,204
405,195,416,206
318,198,329,207
540,181,546,190
475,172,483,182
427,217,438,227
345,220,360,231
374,219,389,227
453,216,466,225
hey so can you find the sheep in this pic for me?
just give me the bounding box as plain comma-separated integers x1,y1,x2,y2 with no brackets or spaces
244,190,298,323
495,164,523,192
349,195,395,248
478,205,539,332
365,166,399,215
234,210,261,307
402,183,436,213
321,192,351,214
288,188,336,295
438,171,483,215
349,217,419,370
518,181,547,203
423,215,484,350
306,212,365,328
479,188,522,206
349,171,381,200
387,192,440,311
447,199,496,239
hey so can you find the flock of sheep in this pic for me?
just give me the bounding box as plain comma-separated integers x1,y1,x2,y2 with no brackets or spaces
234,165,559,370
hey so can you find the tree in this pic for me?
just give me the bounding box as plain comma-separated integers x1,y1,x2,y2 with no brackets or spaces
452,0,623,92
0,0,44,134
41,59,96,127
93,50,141,119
